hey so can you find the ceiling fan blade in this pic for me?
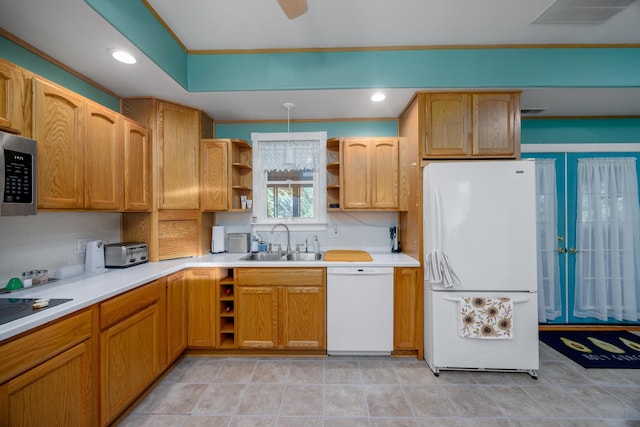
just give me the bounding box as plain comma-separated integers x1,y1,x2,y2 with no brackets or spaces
277,0,308,19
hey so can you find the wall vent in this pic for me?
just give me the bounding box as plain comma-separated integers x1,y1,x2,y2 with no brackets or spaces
532,0,635,24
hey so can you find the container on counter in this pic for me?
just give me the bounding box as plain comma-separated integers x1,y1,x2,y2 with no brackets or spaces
21,271,32,287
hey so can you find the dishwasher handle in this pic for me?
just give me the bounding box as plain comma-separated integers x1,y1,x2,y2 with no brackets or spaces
327,267,394,276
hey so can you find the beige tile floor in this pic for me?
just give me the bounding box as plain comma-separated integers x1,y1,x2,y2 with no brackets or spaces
118,342,640,427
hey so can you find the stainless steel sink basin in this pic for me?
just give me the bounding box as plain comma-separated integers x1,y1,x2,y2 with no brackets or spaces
284,252,323,261
239,252,323,261
240,252,286,261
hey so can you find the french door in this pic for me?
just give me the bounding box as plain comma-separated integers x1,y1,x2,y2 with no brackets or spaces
523,148,640,324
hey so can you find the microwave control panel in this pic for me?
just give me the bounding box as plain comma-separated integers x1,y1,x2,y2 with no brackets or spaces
3,148,33,203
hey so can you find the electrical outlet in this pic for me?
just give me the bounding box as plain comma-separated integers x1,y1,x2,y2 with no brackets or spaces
76,238,89,253
329,224,339,239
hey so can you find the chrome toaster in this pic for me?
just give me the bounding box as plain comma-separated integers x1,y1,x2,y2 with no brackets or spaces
104,242,149,268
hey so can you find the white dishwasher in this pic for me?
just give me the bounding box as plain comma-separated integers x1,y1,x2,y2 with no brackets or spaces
327,266,394,355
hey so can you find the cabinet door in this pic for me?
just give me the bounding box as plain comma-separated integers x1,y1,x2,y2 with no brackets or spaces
201,139,229,211
0,341,94,427
371,138,399,209
100,303,162,425
0,58,24,133
187,268,217,347
341,138,371,209
424,93,471,158
167,270,188,362
85,102,123,210
33,78,85,209
157,101,200,209
393,267,421,354
123,118,151,211
279,286,325,349
236,286,278,348
472,93,519,157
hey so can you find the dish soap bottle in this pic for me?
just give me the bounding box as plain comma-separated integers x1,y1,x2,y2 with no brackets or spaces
251,232,260,253
313,235,320,253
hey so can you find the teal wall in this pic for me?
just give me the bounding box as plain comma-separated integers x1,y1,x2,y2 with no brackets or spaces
0,35,121,112
216,118,640,145
86,2,640,93
522,118,640,144
215,120,398,142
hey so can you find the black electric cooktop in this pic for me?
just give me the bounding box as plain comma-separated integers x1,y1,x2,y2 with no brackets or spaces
0,298,73,326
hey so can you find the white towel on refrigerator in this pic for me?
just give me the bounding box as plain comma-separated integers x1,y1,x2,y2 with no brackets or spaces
458,296,513,339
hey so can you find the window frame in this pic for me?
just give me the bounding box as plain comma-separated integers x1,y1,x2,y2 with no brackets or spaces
251,131,327,232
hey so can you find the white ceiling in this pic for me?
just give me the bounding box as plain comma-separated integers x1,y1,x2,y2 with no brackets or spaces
1,0,639,121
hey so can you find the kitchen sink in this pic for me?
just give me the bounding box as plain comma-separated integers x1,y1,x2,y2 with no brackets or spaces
240,252,286,261
239,252,323,261
284,252,323,261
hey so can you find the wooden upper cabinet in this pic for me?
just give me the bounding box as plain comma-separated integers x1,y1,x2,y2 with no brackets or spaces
85,102,123,210
123,118,151,211
472,92,520,157
201,139,229,211
201,138,252,212
423,92,520,159
33,78,86,209
424,93,470,158
157,101,200,210
0,58,25,133
371,138,399,209
342,137,399,210
341,138,369,209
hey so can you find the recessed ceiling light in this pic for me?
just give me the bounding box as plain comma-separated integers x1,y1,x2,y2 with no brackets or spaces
371,93,386,102
110,49,136,64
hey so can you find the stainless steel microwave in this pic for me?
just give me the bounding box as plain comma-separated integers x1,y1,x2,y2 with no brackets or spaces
0,130,37,216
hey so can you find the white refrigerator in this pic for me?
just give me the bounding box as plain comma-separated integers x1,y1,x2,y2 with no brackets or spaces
423,160,539,378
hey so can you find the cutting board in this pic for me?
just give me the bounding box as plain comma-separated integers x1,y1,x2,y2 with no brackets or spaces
324,250,372,262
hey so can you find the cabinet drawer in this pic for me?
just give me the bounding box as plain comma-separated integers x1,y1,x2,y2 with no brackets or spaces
100,280,162,330
237,268,325,286
0,309,93,384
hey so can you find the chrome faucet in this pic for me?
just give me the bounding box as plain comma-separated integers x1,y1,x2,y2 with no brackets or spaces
270,223,291,252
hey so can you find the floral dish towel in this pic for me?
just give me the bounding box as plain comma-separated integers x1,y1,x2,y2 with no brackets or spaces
459,297,513,339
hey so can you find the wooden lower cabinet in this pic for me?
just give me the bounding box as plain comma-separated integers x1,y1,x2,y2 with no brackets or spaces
393,267,422,357
166,270,188,363
280,285,326,348
187,268,218,347
99,279,165,426
236,285,278,348
0,309,96,427
1,342,94,427
236,268,325,350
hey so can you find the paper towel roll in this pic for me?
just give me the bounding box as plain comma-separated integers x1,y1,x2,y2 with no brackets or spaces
212,226,226,253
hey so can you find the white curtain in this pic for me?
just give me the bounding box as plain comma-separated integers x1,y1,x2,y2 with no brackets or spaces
574,158,640,321
534,159,562,322
258,140,319,172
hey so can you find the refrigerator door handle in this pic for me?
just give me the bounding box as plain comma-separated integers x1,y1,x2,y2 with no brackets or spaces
442,296,531,303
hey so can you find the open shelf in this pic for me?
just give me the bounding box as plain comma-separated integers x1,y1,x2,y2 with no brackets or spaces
231,140,253,211
326,138,341,210
217,269,236,348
